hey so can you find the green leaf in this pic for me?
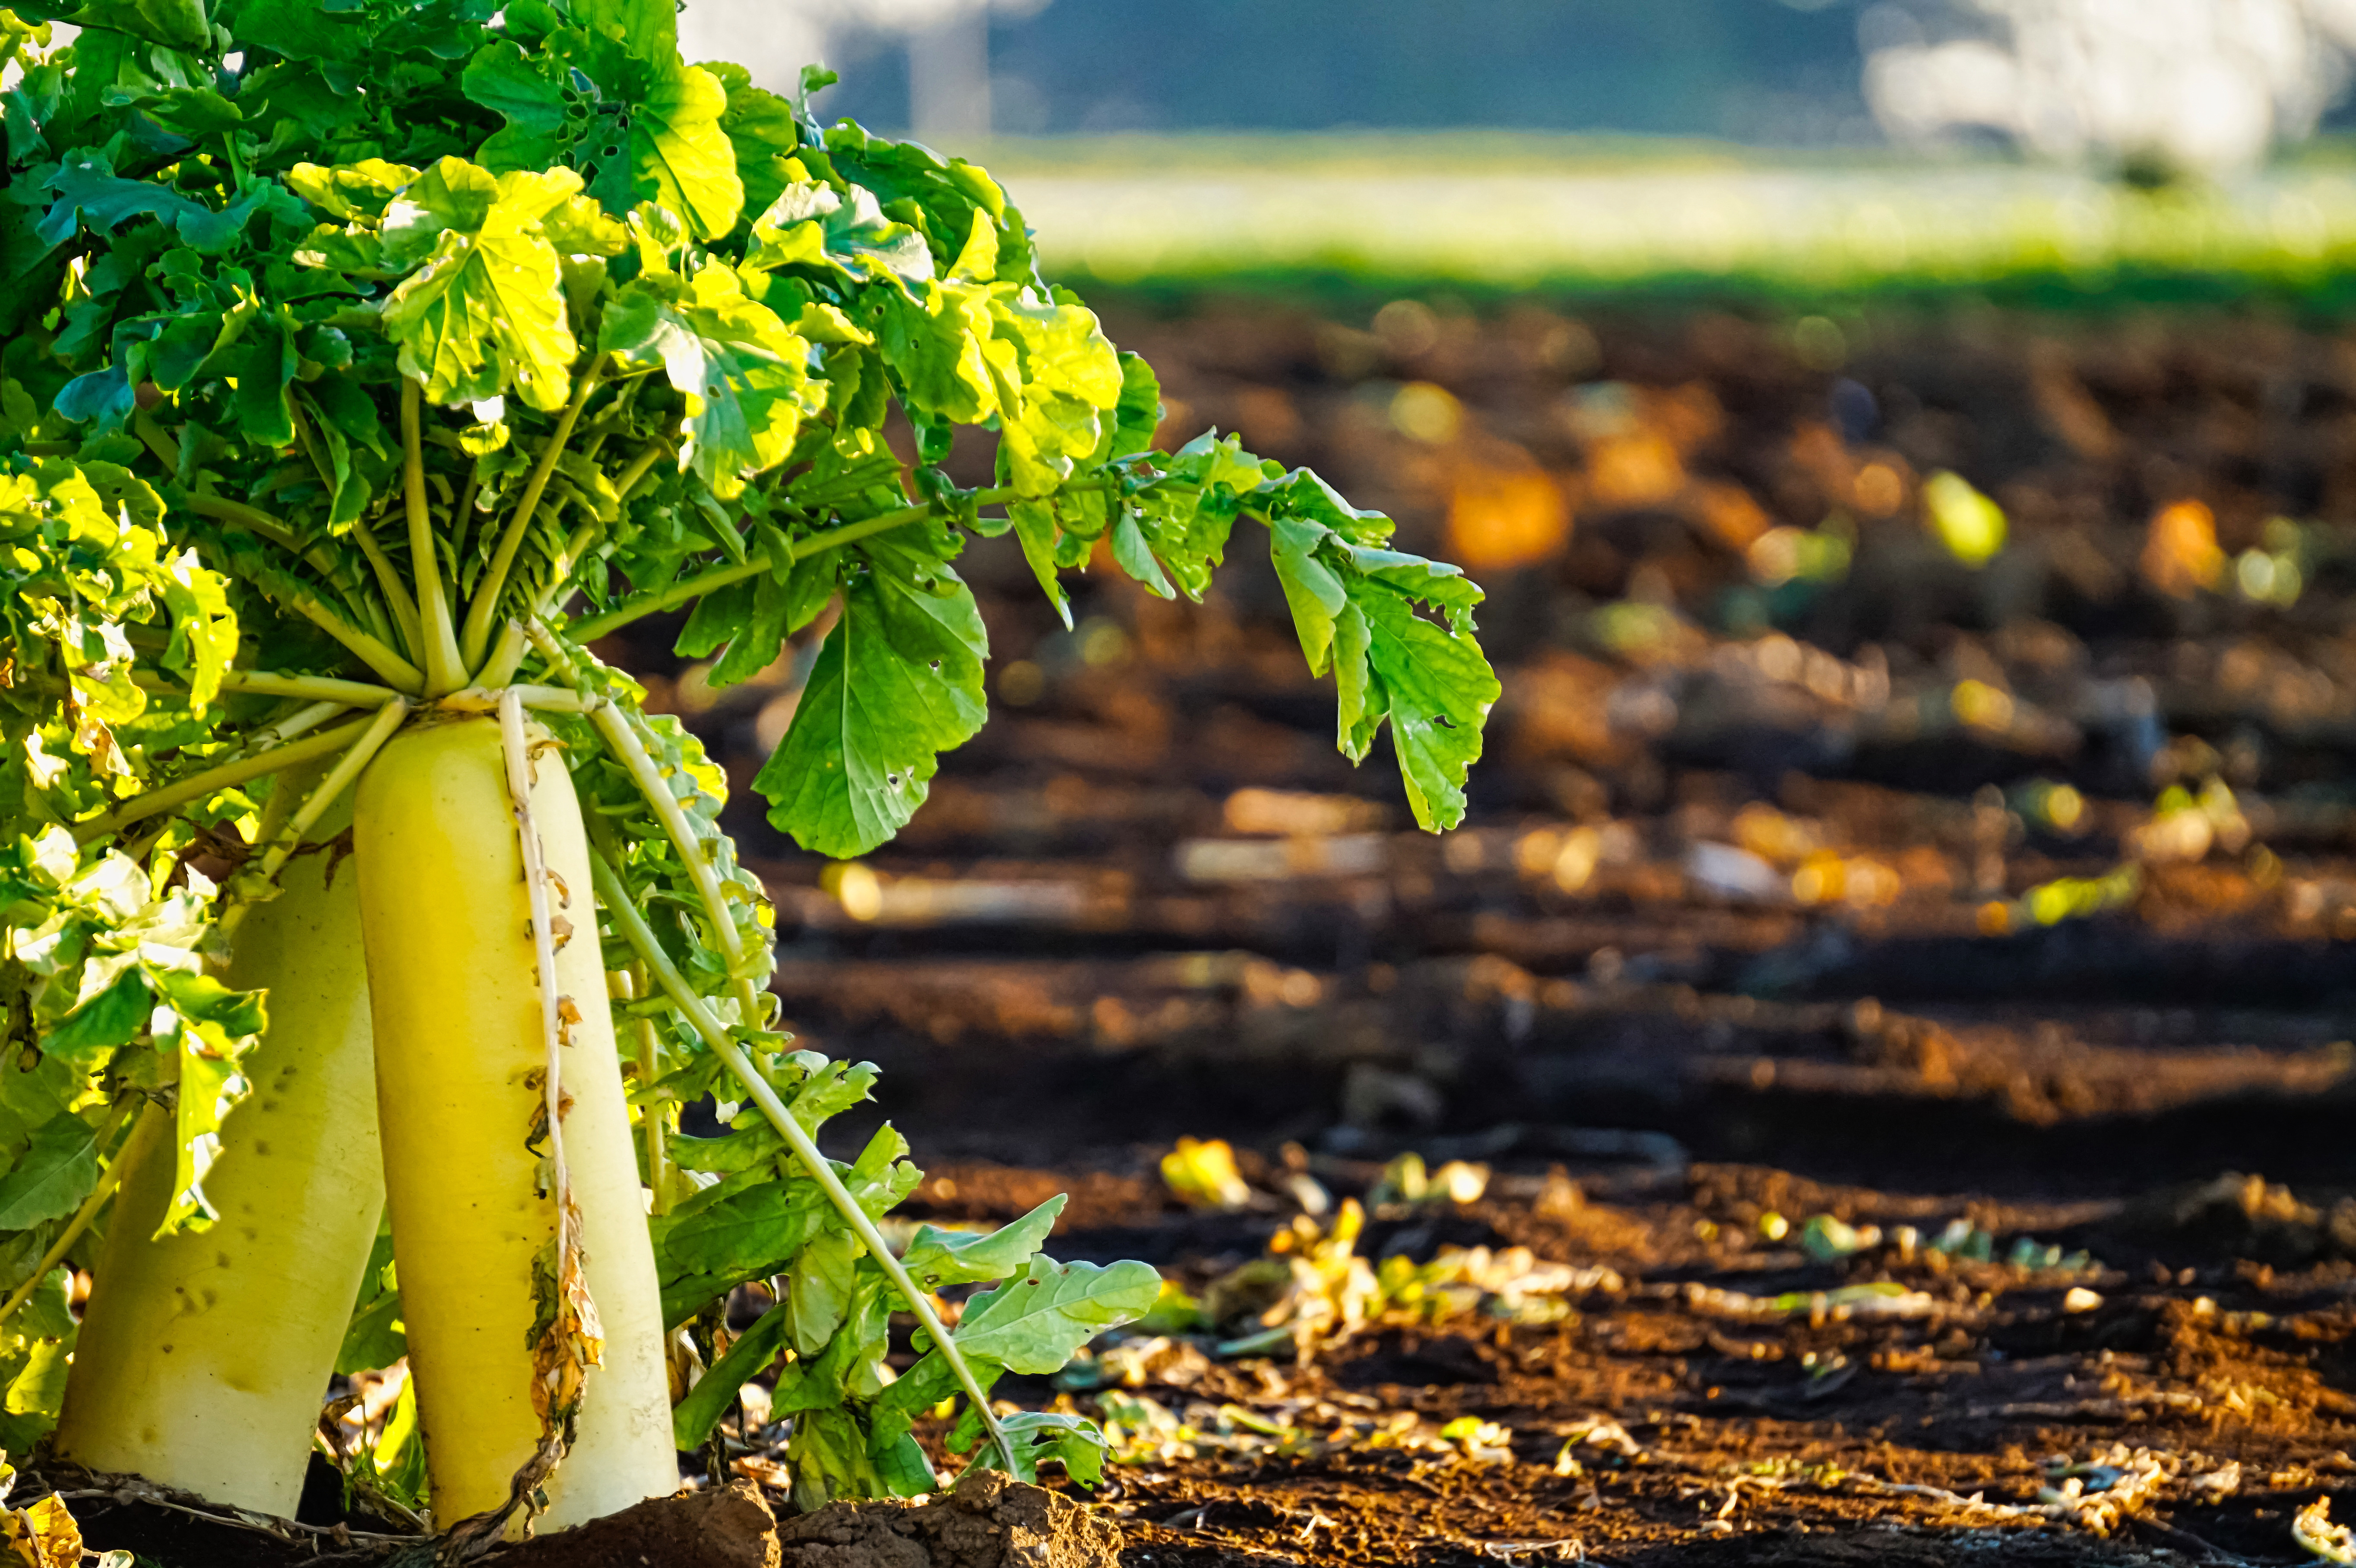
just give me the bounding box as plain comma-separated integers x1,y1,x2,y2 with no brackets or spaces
467,22,741,239
1268,517,1348,673
335,1233,404,1375
229,0,362,63
6,1267,73,1344
870,1429,939,1499
673,576,756,662
44,969,149,1064
746,182,933,284
212,312,296,448
12,0,207,52
160,556,235,708
285,160,424,224
0,1052,86,1171
337,1286,405,1377
1109,511,1173,600
599,265,816,498
823,123,1035,284
756,529,988,859
145,85,244,138
1005,499,1070,629
51,368,133,430
1331,570,1499,832
1345,545,1485,632
898,1196,1063,1292
662,1177,826,1277
461,41,569,170
1103,351,1162,459
153,968,265,1233
616,56,742,241
667,1127,770,1176
709,61,803,221
0,1113,100,1232
37,154,298,255
842,1122,922,1219
778,1263,894,1412
671,1295,788,1450
784,1404,883,1514
380,158,581,411
786,1055,879,1133
571,0,678,65
785,1227,857,1358
988,293,1122,497
948,1255,1162,1374
0,1264,76,1433
871,280,993,428
960,1409,1111,1488
1257,466,1396,547
658,1177,829,1324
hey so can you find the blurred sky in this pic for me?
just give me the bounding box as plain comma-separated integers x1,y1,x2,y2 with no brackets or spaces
674,0,2356,174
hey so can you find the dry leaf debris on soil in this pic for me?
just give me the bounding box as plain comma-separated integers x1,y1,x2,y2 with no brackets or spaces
38,300,2356,1565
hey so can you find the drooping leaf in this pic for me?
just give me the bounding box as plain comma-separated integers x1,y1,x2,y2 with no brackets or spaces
756,528,987,858
1269,517,1349,673
782,1403,884,1514
1004,499,1070,628
152,968,266,1233
1331,571,1498,832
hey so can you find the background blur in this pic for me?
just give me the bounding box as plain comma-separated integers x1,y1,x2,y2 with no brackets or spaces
626,7,2356,1555
610,0,2356,1190
668,0,2356,295
689,0,2356,161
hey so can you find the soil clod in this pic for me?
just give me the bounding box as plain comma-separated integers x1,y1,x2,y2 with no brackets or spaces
777,1470,1123,1568
484,1482,780,1568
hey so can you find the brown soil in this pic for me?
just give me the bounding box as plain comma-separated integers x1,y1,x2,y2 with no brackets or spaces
54,1474,1119,1568
51,1478,782,1568
779,1468,1124,1568
620,299,2356,1565
486,1479,781,1568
